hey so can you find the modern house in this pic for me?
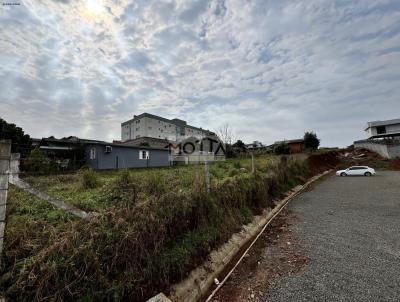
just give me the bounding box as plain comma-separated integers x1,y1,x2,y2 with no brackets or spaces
354,118,400,159
274,139,305,154
121,113,215,142
365,118,400,139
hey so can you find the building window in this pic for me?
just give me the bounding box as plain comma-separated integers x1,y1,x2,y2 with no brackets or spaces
376,126,386,134
89,148,96,160
148,126,152,130
139,150,149,160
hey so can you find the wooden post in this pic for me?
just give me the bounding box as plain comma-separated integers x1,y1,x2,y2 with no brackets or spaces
251,153,255,174
204,158,210,193
0,140,11,266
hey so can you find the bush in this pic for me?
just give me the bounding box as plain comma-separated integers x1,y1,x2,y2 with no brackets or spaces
274,143,290,155
23,147,57,174
79,168,98,189
233,161,241,169
228,168,238,177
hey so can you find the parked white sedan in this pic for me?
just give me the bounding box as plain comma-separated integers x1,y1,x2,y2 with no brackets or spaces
336,166,376,177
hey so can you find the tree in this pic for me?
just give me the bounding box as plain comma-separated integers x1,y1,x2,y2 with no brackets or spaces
0,118,32,157
304,131,320,150
273,142,290,155
215,123,237,158
232,139,247,153
215,123,236,146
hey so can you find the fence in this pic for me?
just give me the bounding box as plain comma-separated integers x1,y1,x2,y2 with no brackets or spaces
0,140,11,266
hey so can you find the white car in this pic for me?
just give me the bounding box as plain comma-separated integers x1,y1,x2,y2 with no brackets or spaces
336,166,376,177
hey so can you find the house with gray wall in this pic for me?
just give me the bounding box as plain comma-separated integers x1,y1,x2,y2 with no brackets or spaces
84,142,170,170
32,136,171,170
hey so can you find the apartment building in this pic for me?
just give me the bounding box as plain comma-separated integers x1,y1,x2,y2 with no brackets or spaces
121,113,214,142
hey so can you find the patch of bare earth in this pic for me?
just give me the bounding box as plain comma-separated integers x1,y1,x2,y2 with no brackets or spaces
211,208,308,302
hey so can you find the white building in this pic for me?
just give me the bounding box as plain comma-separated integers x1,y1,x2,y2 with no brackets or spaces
365,118,400,139
245,141,264,150
121,113,215,142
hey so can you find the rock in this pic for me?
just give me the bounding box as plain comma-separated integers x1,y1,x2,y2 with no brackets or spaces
146,293,172,302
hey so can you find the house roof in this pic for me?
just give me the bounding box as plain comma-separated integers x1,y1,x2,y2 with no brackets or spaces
274,138,304,145
37,136,169,151
365,118,400,130
117,136,170,144
84,140,169,151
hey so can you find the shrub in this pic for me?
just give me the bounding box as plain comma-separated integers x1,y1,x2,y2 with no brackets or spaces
23,147,56,174
233,161,241,169
79,168,98,189
228,168,238,177
143,171,168,197
116,169,133,186
274,143,290,155
103,169,140,206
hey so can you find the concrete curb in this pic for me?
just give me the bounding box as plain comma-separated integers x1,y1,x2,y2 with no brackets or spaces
149,169,332,302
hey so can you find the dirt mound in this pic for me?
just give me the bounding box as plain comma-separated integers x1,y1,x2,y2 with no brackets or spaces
338,148,393,170
390,158,400,170
308,151,340,176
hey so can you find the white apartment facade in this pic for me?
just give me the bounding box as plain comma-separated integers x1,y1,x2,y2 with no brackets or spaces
121,113,214,142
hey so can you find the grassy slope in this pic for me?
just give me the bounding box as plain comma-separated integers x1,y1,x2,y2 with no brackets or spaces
22,156,281,212
1,155,314,301
1,185,78,295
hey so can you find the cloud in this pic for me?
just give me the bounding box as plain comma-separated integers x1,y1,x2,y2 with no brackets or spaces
1,0,400,146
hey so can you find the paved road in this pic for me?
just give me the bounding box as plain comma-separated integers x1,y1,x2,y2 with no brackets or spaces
266,171,400,302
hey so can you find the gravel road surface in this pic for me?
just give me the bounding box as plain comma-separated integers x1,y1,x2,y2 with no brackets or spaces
266,171,400,302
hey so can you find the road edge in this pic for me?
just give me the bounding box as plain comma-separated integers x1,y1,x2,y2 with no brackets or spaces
149,170,333,302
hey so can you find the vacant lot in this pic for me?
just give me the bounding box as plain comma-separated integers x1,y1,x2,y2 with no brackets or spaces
1,151,340,301
4,153,325,301
23,156,282,211
267,171,400,301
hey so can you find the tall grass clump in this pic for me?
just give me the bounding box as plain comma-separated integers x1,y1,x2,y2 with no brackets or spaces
79,168,99,189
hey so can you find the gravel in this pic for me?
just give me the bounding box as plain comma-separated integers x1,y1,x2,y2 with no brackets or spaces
266,171,400,302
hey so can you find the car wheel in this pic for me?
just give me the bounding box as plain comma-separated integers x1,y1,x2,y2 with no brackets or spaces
340,172,347,177
364,172,372,177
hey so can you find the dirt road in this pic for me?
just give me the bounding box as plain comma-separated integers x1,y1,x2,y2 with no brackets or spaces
212,171,400,302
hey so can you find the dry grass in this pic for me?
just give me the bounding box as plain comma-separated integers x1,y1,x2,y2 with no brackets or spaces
1,153,338,301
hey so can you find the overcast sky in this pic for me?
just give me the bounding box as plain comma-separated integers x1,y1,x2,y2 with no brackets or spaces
1,0,399,147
